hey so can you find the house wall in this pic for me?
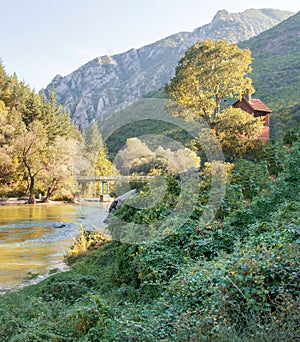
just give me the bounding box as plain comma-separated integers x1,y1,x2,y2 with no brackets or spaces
258,126,269,141
264,113,270,126
233,99,270,141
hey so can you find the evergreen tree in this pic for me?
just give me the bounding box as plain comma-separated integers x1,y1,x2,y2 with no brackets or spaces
85,121,103,160
95,144,114,177
0,101,15,183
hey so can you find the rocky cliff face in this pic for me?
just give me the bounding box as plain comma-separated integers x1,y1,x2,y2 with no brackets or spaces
43,9,293,129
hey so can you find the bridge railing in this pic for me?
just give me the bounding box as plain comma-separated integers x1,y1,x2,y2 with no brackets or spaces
77,175,155,183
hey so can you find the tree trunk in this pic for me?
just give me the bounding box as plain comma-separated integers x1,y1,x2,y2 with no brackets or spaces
215,96,221,117
42,187,52,203
28,175,35,204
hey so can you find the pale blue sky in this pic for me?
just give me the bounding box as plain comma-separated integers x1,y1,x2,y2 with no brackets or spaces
0,0,298,90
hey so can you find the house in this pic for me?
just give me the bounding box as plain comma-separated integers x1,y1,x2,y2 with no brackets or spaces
232,91,271,141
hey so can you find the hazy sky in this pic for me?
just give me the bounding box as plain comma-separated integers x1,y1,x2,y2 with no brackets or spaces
0,0,298,90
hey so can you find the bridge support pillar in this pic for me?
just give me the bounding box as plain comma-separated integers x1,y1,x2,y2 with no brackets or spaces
101,181,109,196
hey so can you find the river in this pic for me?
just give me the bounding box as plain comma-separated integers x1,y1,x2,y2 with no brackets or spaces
0,203,109,293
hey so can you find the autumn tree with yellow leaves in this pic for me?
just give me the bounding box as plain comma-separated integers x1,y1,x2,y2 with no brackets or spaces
166,39,254,128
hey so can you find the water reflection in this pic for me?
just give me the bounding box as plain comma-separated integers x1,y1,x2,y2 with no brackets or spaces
0,203,108,290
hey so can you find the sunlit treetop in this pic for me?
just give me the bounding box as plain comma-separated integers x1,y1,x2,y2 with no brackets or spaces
166,39,254,127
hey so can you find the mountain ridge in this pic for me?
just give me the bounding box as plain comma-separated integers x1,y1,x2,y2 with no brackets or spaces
44,8,294,129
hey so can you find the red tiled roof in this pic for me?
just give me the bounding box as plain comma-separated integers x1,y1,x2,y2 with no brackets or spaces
247,98,272,113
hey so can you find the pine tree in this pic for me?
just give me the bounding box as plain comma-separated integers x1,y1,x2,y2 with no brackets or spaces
84,121,104,165
95,144,114,176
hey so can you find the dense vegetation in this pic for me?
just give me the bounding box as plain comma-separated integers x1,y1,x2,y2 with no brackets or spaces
0,62,81,202
0,132,299,340
0,19,299,341
0,63,113,201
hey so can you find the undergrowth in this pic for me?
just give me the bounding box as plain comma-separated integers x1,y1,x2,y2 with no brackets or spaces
0,139,299,341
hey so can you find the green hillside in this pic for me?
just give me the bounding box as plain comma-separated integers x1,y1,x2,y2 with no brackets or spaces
0,123,299,341
0,10,299,342
239,11,300,138
143,12,300,140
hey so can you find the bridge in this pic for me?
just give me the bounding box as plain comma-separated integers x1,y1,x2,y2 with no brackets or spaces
76,175,154,196
76,176,153,183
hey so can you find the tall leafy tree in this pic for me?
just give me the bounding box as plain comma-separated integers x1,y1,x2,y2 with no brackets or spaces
38,136,78,202
166,39,254,127
14,122,47,203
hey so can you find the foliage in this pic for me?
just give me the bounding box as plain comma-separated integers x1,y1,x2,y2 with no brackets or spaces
76,121,116,197
0,101,17,183
0,139,299,340
166,39,253,127
67,227,109,263
0,62,81,201
116,136,200,175
0,65,299,342
104,118,193,160
216,106,264,159
84,121,104,165
38,136,78,201
239,11,300,138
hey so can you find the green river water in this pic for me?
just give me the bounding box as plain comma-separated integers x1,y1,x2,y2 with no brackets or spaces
0,203,109,292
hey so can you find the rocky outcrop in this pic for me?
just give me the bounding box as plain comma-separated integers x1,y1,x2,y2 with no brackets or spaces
43,9,293,129
103,189,138,224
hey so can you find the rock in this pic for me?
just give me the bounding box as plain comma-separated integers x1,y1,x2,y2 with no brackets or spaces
43,10,293,129
104,189,138,223
49,222,70,229
188,167,200,173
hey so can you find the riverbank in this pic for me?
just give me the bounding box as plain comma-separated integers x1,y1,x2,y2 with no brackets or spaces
0,197,67,205
0,265,70,296
0,197,114,205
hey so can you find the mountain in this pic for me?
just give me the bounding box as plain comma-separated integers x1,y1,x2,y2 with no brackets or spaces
43,8,293,129
239,11,300,138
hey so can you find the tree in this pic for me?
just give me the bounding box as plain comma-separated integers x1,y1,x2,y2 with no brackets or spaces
84,121,103,163
94,144,115,196
0,62,11,104
216,107,264,159
0,101,15,182
14,122,47,203
38,136,78,202
116,137,200,175
116,137,153,174
95,145,114,177
0,62,83,199
42,88,77,142
166,39,254,127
